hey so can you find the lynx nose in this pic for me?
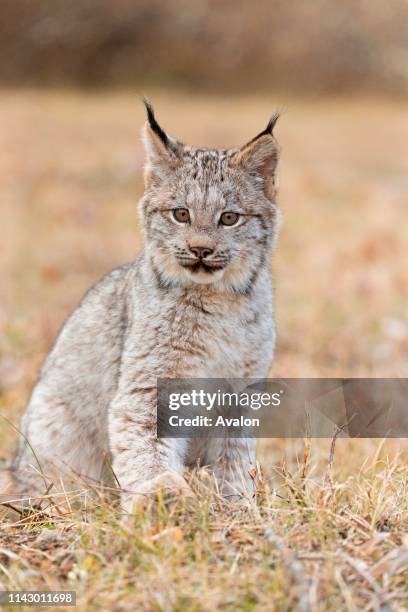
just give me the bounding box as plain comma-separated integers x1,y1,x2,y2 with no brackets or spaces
189,246,214,259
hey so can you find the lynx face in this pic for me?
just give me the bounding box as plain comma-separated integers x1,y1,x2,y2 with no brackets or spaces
140,102,280,293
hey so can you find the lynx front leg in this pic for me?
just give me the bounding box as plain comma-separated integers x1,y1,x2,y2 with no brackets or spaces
203,437,256,499
109,391,189,512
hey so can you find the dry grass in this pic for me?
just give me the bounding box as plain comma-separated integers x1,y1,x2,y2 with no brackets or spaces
0,90,407,610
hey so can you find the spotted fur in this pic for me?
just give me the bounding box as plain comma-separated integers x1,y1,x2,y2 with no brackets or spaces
0,103,281,511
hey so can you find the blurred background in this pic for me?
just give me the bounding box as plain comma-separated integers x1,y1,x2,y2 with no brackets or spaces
0,1,407,457
2,0,408,94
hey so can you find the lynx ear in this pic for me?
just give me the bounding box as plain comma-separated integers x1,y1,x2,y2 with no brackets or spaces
142,98,182,185
233,113,280,198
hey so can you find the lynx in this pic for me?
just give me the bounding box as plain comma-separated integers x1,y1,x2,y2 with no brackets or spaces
0,101,280,512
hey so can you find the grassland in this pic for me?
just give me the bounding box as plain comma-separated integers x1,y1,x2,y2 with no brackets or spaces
0,91,407,610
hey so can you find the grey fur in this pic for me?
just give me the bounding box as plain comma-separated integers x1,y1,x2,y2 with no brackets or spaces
1,105,281,511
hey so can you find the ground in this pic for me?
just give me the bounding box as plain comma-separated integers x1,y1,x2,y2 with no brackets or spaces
0,91,407,610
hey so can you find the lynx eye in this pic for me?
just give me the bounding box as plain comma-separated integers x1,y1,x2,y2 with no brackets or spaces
220,211,239,226
172,208,190,223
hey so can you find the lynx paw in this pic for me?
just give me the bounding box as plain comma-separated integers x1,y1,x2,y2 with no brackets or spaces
122,471,195,514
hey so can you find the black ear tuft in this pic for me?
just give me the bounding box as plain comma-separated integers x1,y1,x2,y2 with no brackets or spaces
142,97,170,149
265,112,280,135
248,112,280,144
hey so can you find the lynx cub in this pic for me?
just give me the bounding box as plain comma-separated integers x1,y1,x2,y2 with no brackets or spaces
0,102,280,512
